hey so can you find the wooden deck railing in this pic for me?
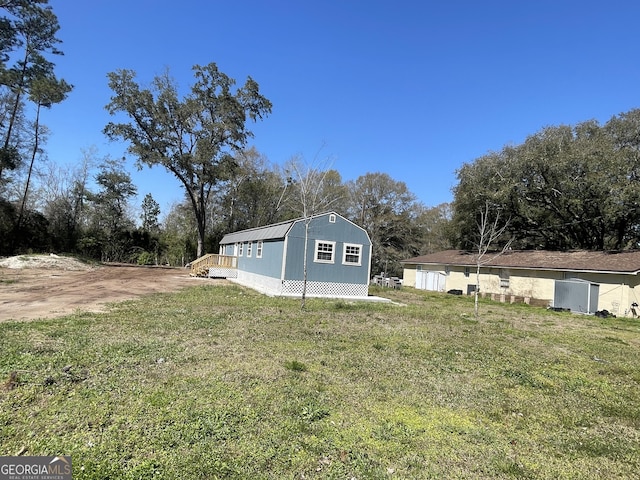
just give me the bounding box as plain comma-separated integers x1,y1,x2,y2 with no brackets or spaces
190,254,238,276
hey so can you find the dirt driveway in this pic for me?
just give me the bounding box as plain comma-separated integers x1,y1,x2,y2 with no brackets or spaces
0,258,214,322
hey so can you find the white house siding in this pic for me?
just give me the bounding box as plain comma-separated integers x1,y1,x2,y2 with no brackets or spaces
440,268,466,292
510,270,559,300
403,267,417,288
410,266,564,304
403,263,640,316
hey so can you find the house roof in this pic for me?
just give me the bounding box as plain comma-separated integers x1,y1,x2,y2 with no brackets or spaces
401,249,640,274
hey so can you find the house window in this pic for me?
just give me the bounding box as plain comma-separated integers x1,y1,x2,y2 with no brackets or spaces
238,242,243,256
246,241,252,257
500,269,510,288
314,240,335,263
464,267,470,277
256,240,263,258
343,243,362,266
329,214,336,223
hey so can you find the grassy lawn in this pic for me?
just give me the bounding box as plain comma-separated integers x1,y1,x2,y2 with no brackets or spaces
1,283,639,479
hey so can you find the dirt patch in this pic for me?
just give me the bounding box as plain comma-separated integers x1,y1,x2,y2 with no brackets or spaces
0,255,221,322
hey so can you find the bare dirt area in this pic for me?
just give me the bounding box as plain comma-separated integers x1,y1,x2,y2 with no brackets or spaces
0,255,215,322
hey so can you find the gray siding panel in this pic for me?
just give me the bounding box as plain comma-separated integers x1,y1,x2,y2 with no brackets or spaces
237,239,285,279
284,215,371,284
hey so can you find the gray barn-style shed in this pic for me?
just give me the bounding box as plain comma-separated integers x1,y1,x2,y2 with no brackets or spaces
218,212,372,298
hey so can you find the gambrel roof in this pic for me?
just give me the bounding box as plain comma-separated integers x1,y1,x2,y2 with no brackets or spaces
219,212,368,245
401,250,640,275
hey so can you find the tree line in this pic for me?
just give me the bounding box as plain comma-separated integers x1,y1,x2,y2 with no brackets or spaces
0,142,452,276
451,109,640,252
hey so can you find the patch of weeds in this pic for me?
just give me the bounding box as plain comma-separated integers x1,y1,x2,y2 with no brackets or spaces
598,363,631,377
301,402,330,422
571,434,635,460
494,457,535,479
502,368,555,390
461,317,479,325
602,336,629,345
331,300,352,310
284,360,307,372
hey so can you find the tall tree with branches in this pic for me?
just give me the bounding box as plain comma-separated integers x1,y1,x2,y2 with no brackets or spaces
286,154,343,308
347,172,420,276
104,63,272,257
15,73,71,232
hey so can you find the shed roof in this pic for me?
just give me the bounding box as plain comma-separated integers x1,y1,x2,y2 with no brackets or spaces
219,218,296,244
219,212,361,245
401,249,640,274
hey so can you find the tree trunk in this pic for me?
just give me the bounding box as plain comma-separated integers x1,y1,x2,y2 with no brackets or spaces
301,221,309,309
190,192,206,259
475,263,480,319
16,103,41,233
196,221,205,258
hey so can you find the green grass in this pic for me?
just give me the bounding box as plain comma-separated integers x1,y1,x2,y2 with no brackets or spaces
1,284,639,479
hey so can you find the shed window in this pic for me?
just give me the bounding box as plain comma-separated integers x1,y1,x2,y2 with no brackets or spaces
256,240,263,258
343,243,362,266
500,269,510,288
246,241,252,257
329,214,336,223
314,240,335,263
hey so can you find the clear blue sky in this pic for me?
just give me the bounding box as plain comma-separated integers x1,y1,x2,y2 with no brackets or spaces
43,0,640,216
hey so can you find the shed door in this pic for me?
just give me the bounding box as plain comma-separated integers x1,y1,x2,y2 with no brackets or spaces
554,279,599,314
416,270,446,292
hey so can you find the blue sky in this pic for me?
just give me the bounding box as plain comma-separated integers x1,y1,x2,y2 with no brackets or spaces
43,0,640,216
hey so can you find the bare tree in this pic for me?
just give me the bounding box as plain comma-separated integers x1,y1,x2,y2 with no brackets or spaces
473,201,513,318
286,152,342,308
35,147,95,251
